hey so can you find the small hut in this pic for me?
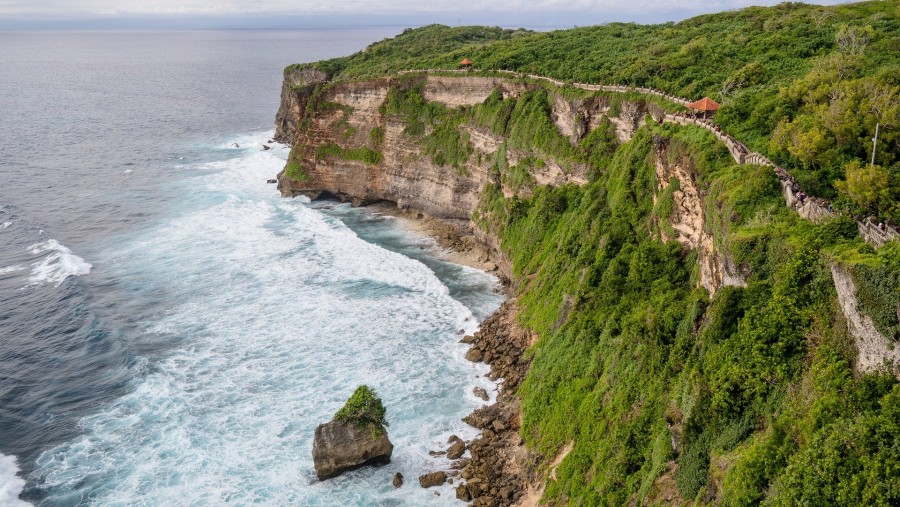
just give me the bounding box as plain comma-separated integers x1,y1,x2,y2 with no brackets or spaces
459,58,473,71
687,97,720,119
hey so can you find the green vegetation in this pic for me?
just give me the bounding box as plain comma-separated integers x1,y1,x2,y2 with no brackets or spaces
849,242,900,340
281,5,900,503
474,123,899,505
334,385,389,435
286,25,529,78
289,1,898,221
315,142,383,165
284,161,308,181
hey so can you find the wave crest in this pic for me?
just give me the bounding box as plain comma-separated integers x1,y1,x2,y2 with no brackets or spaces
27,239,92,287
0,454,32,506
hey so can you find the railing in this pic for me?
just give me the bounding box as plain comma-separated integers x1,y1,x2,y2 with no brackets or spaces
389,68,898,246
859,220,900,248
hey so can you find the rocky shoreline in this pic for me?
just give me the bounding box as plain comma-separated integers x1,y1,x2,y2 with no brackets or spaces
366,202,512,285
367,204,541,506
305,196,541,504
413,299,538,506
453,299,538,507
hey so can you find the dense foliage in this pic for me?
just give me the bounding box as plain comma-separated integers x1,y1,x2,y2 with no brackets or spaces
333,385,389,433
289,1,899,221
476,124,899,505
282,3,900,503
361,76,900,503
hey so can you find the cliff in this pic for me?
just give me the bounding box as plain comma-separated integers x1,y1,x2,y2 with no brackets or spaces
274,75,640,217
275,73,749,296
274,67,900,506
276,76,511,219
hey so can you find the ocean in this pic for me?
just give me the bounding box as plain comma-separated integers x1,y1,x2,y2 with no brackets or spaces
0,29,503,505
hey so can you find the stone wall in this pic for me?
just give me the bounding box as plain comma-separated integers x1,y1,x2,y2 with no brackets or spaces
859,220,900,248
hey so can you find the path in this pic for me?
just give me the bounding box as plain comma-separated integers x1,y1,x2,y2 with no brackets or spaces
394,69,898,246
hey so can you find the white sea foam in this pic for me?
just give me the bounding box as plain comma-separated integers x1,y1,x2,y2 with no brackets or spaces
26,239,92,287
33,132,502,506
1,222,11,229
0,265,25,275
0,454,32,506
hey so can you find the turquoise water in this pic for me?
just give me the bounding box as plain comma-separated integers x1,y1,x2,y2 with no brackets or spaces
0,31,502,505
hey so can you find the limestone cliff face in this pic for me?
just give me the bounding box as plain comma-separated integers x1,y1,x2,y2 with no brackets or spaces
274,67,329,144
831,265,900,375
652,135,746,295
275,75,587,221
422,75,527,107
275,73,736,294
550,93,652,144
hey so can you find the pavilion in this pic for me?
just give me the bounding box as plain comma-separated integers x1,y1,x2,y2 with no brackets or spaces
459,58,473,70
687,97,720,119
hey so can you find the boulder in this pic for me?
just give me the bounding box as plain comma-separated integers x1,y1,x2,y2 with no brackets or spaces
447,438,466,460
419,471,448,488
267,179,277,184
393,472,404,488
312,420,393,480
473,386,489,401
465,348,483,362
456,483,473,501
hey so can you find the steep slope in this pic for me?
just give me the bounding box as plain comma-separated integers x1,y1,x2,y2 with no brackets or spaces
274,3,900,505
290,1,899,223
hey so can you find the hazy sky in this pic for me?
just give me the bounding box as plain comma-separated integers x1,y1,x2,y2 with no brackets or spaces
0,0,853,29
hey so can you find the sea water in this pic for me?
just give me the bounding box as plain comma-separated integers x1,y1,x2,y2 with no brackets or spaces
0,30,503,506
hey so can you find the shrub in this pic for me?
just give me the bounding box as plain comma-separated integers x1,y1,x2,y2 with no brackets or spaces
334,385,389,433
285,161,308,181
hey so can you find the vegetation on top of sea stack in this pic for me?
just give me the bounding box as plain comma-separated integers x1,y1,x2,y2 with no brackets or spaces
334,385,389,434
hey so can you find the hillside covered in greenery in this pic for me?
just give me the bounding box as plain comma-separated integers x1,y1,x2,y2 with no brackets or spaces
290,1,898,222
479,122,899,505
279,2,899,504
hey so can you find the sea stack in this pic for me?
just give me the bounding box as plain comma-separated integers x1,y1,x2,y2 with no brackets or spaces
312,385,393,480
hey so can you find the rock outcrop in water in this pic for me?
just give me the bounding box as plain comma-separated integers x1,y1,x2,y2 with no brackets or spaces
312,385,393,480
312,420,393,480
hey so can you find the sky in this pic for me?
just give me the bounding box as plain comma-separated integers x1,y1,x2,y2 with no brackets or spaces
0,0,854,29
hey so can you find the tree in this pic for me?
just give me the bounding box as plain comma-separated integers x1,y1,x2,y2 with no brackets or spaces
835,25,873,55
835,160,891,215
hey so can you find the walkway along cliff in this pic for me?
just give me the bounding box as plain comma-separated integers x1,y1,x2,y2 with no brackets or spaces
274,68,900,505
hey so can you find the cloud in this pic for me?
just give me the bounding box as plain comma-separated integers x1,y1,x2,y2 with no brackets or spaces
0,0,848,18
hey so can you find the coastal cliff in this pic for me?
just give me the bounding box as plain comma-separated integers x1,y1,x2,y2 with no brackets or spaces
274,6,899,503
275,69,900,506
275,73,749,297
275,75,592,218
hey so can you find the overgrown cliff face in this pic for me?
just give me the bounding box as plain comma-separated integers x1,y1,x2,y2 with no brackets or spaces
274,67,329,144
652,135,746,294
275,71,900,506
275,75,589,221
832,264,900,373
